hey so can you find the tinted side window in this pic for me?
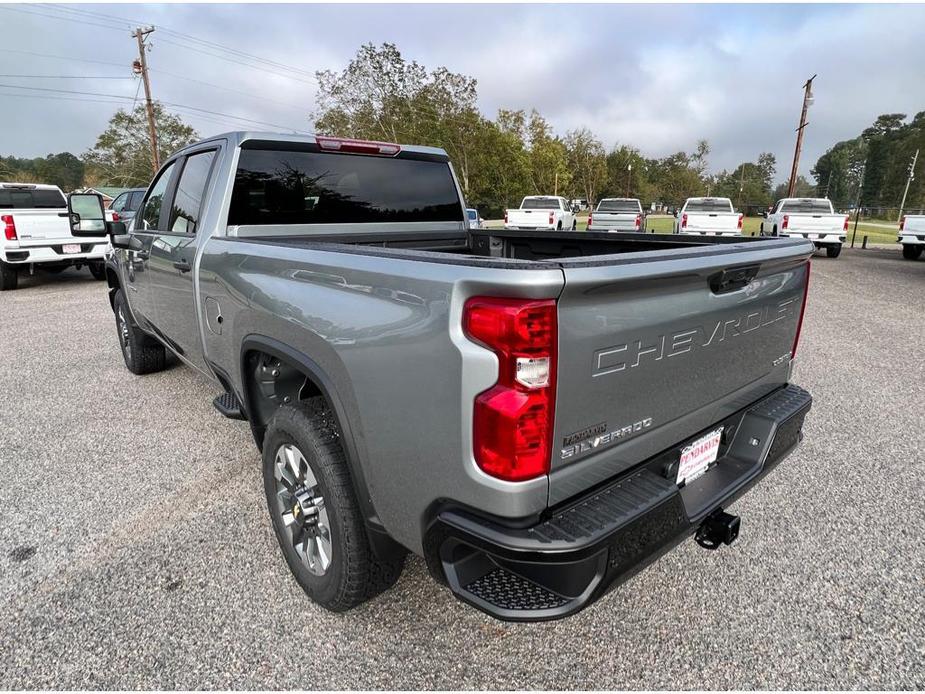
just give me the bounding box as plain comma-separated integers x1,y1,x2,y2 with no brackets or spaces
169,151,216,234
111,193,129,212
229,149,461,225
139,162,176,231
129,191,145,210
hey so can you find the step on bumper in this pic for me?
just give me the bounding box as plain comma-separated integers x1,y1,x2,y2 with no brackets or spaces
425,384,812,622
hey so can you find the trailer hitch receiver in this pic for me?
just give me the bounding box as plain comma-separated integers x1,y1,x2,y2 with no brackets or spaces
695,509,740,550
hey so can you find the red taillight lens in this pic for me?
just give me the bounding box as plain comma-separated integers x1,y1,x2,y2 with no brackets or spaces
791,261,811,359
548,212,555,225
588,213,592,228
681,213,688,229
2,214,16,241
635,214,641,230
843,216,849,232
464,297,557,482
782,215,789,230
111,211,120,222
737,213,743,230
900,216,905,231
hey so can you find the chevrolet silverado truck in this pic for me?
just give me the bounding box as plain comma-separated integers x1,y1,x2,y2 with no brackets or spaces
1,182,108,290
587,198,644,232
505,195,577,231
674,197,743,236
67,132,814,622
898,214,925,260
761,198,848,258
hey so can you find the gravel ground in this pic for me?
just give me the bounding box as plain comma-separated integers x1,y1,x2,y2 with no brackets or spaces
1,249,923,689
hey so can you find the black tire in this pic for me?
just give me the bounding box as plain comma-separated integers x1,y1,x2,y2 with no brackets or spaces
556,221,562,231
759,223,764,236
571,219,577,231
88,261,106,280
826,245,842,258
772,225,778,237
902,245,923,260
113,289,166,374
0,261,18,291
263,399,405,612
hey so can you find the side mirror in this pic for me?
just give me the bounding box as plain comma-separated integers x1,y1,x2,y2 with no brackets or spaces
67,193,107,237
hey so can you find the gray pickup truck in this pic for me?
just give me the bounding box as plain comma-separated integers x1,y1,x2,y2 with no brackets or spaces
67,132,814,622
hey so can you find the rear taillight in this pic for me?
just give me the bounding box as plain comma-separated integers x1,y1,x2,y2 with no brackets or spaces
463,297,557,482
843,216,849,232
2,214,16,241
791,261,811,359
782,215,789,230
588,213,592,228
111,211,120,222
548,212,555,225
635,214,641,230
737,213,743,230
681,213,688,229
900,216,906,231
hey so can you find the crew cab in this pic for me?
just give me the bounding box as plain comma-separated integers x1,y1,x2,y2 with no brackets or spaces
587,198,644,232
1,182,108,290
898,215,925,260
69,132,814,622
674,197,743,236
505,196,577,231
761,198,848,258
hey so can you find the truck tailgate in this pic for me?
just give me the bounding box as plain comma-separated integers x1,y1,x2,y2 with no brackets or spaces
548,241,811,503
508,209,552,228
684,212,739,232
9,209,73,243
785,213,844,232
592,212,638,230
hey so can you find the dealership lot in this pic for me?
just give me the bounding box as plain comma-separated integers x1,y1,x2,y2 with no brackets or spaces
1,248,923,689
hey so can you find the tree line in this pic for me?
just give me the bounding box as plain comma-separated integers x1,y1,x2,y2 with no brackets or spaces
2,42,922,219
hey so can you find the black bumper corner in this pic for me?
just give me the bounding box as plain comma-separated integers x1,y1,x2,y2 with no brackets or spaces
425,384,812,622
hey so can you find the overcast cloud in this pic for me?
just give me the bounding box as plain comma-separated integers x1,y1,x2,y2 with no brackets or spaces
1,3,924,183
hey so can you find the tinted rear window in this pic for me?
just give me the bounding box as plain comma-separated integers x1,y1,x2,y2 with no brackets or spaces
466,209,478,220
597,199,640,213
780,199,833,214
685,199,734,213
522,198,560,210
229,149,461,225
0,188,66,209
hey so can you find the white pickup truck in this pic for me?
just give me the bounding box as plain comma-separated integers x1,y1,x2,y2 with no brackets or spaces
587,198,644,232
674,197,742,236
761,198,848,258
504,196,577,231
898,215,925,260
0,182,109,290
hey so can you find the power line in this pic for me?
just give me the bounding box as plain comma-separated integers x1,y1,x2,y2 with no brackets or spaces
0,74,132,79
149,68,307,114
0,47,128,68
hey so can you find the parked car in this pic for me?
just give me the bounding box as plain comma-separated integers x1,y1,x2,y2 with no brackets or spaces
465,207,484,230
587,198,644,232
109,187,147,225
68,131,813,622
505,195,577,231
674,197,743,236
898,215,925,259
0,182,108,290
761,198,848,258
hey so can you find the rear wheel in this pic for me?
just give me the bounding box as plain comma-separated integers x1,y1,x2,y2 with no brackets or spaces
826,245,842,258
902,245,923,260
113,289,166,374
89,261,106,280
571,219,577,231
0,261,18,291
556,221,562,231
263,399,405,611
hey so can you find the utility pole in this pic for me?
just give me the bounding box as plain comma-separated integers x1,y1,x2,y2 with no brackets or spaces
738,165,745,212
625,163,632,197
787,74,816,198
133,26,159,173
850,165,865,248
554,171,558,196
897,148,919,222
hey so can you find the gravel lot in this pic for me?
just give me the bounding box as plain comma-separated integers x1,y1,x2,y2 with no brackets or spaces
1,248,923,689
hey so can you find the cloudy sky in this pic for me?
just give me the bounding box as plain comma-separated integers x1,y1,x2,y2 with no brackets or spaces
1,3,924,183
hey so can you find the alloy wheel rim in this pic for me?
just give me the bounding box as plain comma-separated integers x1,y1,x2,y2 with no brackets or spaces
117,307,131,360
274,443,332,576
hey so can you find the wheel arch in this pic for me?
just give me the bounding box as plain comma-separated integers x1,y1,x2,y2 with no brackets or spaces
238,335,403,560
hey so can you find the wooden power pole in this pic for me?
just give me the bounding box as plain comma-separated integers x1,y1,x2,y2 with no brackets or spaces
133,26,160,172
897,148,919,222
786,74,816,198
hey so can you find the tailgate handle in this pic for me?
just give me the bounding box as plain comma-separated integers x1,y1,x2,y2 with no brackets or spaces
709,265,759,294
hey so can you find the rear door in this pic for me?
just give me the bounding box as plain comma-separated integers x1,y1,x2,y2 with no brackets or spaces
548,242,811,503
143,148,217,370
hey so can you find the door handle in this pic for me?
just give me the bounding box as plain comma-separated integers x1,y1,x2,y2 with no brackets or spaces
173,259,192,273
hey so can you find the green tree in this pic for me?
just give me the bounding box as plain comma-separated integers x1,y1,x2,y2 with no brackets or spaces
526,110,570,195
564,127,606,205
84,103,198,187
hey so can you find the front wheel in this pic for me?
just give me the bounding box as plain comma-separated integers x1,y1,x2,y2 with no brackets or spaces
89,261,106,280
826,245,842,258
902,245,923,260
0,261,18,291
113,289,166,374
571,219,577,231
263,400,405,612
